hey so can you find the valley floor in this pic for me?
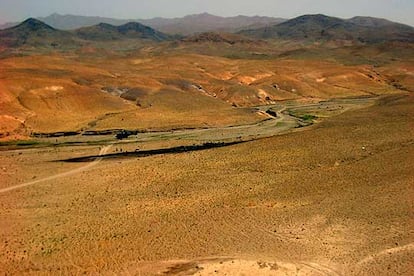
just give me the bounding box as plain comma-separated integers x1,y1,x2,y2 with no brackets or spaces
0,94,413,275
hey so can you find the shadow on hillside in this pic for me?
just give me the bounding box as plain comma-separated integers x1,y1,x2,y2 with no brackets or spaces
60,141,245,163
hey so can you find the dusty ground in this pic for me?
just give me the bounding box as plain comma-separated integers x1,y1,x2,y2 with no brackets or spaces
0,93,413,275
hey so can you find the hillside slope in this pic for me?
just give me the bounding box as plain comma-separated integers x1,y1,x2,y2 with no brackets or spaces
74,22,172,41
0,18,75,47
0,19,174,49
239,14,414,43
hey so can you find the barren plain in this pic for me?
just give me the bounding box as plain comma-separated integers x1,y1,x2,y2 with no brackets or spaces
1,92,413,275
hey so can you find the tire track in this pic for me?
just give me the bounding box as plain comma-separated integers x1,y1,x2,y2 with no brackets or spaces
357,242,414,266
0,145,112,194
299,262,341,276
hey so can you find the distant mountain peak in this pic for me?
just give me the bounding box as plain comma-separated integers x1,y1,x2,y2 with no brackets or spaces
75,21,172,42
17,18,55,31
119,21,147,28
197,12,214,16
117,22,156,34
284,14,343,25
301,14,330,18
97,22,117,29
184,12,219,19
0,17,74,48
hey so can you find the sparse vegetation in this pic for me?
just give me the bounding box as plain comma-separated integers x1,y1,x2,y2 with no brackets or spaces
1,94,413,275
0,10,413,275
299,114,318,121
0,140,46,147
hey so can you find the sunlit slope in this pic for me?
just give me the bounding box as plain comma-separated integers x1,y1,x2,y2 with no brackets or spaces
0,54,263,139
0,57,133,136
99,53,403,104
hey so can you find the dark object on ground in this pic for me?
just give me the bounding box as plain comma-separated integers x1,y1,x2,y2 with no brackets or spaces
266,109,278,117
116,130,136,140
62,141,244,162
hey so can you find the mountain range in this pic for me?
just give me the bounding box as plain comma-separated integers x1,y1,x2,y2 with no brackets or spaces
239,14,414,43
0,18,173,47
75,22,173,41
1,14,413,48
0,13,285,35
139,13,285,35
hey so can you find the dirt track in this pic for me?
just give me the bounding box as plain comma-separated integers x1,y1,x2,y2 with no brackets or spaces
0,145,112,194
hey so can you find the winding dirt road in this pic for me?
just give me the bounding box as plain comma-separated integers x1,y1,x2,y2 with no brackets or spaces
0,145,112,194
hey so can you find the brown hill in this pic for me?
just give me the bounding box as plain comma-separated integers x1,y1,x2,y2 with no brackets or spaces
0,18,75,48
239,14,414,43
74,22,173,41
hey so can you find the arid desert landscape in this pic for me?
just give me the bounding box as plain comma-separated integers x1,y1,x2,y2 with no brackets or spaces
0,6,413,275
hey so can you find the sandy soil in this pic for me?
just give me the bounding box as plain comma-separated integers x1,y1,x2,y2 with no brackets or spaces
0,93,413,275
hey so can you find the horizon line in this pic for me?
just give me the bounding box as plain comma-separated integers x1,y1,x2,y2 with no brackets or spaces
1,12,413,28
